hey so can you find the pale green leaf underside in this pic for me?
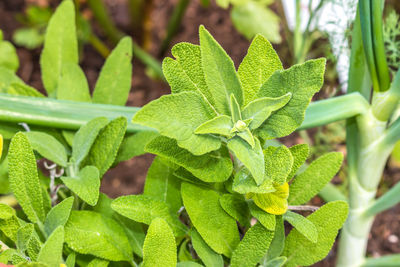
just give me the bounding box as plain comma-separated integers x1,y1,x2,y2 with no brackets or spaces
65,210,133,261
40,0,78,96
181,182,240,257
191,228,224,267
238,34,283,106
25,131,68,167
44,197,73,236
256,58,326,139
199,25,243,115
219,194,250,227
61,166,100,206
228,136,264,185
143,218,177,267
283,201,349,267
111,194,186,236
8,132,45,223
283,211,318,243
37,226,64,267
146,136,232,183
230,223,274,267
92,37,133,106
195,115,233,137
133,91,221,155
288,152,343,205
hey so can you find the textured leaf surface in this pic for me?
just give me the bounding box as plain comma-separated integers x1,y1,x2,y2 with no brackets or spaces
238,34,282,105
283,211,317,243
72,117,108,166
287,144,309,179
142,218,177,267
115,131,159,163
133,91,220,155
199,26,243,115
191,228,223,267
56,62,91,102
92,37,132,106
40,0,78,95
0,204,20,242
16,224,42,261
8,132,45,223
248,202,275,230
230,223,274,267
264,146,293,185
265,257,287,267
256,59,326,139
181,183,240,257
266,216,285,260
146,136,232,183
232,168,275,194
163,42,214,106
8,83,45,97
283,201,349,267
144,157,182,213
219,194,250,226
65,210,132,261
288,152,343,205
37,226,64,267
242,94,291,130
25,131,67,167
44,197,73,236
252,183,289,215
195,115,233,136
111,194,186,236
228,137,264,185
85,117,127,177
0,40,19,72
61,166,100,206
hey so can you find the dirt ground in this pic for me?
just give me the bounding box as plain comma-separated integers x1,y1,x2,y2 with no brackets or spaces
1,0,400,266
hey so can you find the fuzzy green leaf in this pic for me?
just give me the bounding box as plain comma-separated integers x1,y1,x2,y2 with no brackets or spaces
8,132,45,223
85,117,127,177
238,34,282,105
266,216,285,260
283,201,349,267
92,37,133,106
0,40,19,72
283,211,318,243
264,146,293,185
40,0,78,96
143,157,182,213
219,194,250,227
230,223,274,267
56,62,91,102
177,262,204,267
242,94,291,130
232,168,275,195
228,137,264,185
16,224,42,261
191,228,224,267
288,152,343,205
37,226,64,267
87,258,109,267
142,218,177,267
44,197,73,236
111,194,186,236
72,117,108,166
115,131,159,163
146,136,232,183
65,210,132,261
181,183,240,257
195,115,233,137
248,202,275,230
0,204,20,242
287,144,309,180
256,59,326,139
0,67,22,92
25,131,67,167
133,91,221,155
265,257,287,267
230,94,242,122
236,128,255,148
61,166,100,206
199,26,243,115
7,83,44,98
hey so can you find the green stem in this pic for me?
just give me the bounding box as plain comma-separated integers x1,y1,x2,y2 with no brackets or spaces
88,33,111,58
0,93,152,133
293,0,302,63
299,93,369,130
132,42,165,81
159,0,190,56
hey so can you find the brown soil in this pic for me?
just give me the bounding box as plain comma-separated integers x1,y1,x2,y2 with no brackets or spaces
1,0,400,266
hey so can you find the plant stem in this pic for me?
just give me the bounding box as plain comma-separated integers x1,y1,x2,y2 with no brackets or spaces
288,205,319,211
88,33,111,58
